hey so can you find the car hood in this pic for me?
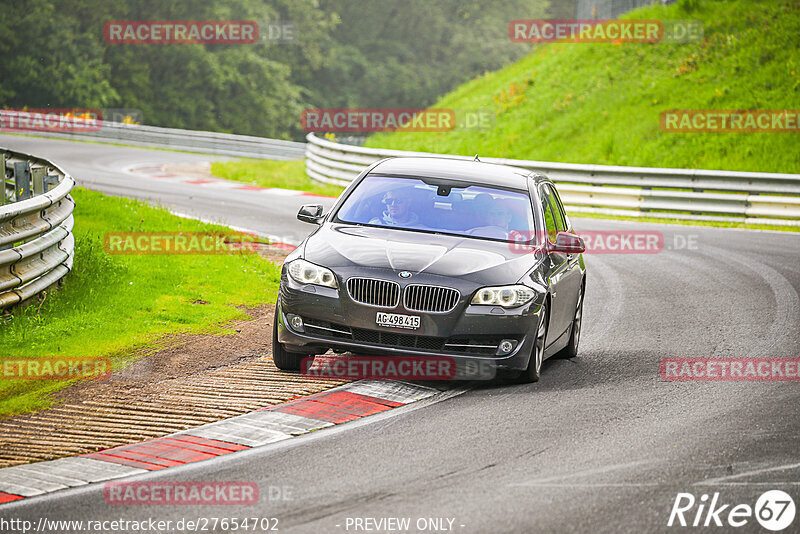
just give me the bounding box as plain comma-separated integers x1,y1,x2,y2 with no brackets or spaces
303,224,541,283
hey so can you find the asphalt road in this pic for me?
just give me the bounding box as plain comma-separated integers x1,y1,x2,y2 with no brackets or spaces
2,135,800,533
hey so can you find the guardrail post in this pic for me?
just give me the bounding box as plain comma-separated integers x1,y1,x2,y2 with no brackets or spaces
32,167,46,195
13,161,31,201
0,153,6,206
45,174,60,192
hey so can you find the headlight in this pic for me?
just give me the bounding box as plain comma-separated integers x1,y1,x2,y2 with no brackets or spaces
471,285,535,308
287,259,338,288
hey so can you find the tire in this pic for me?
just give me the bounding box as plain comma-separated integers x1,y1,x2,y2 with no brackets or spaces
554,281,584,360
514,302,548,384
272,310,305,371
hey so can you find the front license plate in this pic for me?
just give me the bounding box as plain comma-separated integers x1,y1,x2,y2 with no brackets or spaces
376,312,420,330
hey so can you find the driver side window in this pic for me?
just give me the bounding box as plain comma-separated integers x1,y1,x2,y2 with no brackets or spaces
544,184,567,234
540,188,558,243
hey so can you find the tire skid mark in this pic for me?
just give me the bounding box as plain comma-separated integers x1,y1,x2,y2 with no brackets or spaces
701,243,800,357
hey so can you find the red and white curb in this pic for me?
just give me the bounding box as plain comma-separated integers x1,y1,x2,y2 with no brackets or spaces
126,164,336,200
0,381,439,505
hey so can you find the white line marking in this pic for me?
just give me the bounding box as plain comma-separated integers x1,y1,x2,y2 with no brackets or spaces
510,459,653,486
694,461,800,485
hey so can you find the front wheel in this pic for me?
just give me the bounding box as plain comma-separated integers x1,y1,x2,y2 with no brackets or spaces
272,310,305,371
554,282,583,360
514,303,548,384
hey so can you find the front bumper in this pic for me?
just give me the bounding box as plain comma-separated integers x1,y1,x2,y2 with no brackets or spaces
277,269,544,371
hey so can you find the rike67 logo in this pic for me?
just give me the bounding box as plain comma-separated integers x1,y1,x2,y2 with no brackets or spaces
668,490,796,530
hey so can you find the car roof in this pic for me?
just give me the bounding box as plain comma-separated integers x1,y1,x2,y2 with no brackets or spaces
369,157,546,190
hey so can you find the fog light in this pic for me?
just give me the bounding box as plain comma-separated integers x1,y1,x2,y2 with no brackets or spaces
497,339,517,355
287,314,304,332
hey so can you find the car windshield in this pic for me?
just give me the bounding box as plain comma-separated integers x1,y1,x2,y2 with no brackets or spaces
335,175,537,243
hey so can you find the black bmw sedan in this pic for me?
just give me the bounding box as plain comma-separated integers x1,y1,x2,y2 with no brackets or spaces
273,157,586,383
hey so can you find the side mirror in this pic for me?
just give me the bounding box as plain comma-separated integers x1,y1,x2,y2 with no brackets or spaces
551,231,585,254
297,204,324,225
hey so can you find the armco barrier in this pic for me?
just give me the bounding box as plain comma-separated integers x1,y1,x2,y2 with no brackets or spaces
0,148,75,310
0,109,305,161
305,133,800,226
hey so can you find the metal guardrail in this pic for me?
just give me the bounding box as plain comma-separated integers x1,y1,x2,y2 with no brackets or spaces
0,110,306,161
0,148,75,310
305,133,800,226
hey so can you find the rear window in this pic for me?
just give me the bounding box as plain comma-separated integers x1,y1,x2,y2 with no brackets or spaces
334,175,537,243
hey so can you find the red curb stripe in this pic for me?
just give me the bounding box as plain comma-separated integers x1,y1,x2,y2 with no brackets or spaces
301,192,338,199
122,444,216,464
160,437,243,456
273,402,361,423
270,391,393,423
183,179,216,184
234,185,267,190
311,391,395,416
104,450,184,468
167,435,249,452
86,452,166,471
86,435,246,471
0,491,24,503
344,391,405,408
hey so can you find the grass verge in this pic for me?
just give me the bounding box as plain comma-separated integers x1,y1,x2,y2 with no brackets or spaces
0,188,281,418
365,0,800,174
569,212,800,232
211,159,343,198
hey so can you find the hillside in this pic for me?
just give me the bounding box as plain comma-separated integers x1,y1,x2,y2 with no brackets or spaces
366,0,800,173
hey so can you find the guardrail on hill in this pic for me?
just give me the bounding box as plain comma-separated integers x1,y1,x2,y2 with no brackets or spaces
305,133,800,226
1,148,75,311
0,110,306,161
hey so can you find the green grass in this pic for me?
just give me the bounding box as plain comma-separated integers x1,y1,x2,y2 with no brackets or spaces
366,0,800,174
0,188,281,418
211,159,344,198
569,212,800,232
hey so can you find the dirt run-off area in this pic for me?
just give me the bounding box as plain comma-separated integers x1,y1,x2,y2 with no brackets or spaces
0,247,348,468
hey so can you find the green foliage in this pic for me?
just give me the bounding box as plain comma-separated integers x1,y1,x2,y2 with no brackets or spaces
366,0,800,174
0,0,547,140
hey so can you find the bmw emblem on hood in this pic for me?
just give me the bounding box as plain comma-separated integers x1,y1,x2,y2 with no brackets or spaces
398,271,412,279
